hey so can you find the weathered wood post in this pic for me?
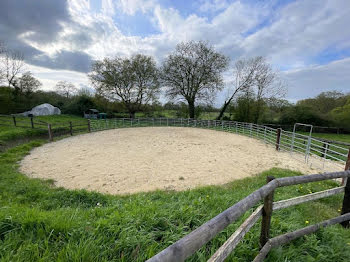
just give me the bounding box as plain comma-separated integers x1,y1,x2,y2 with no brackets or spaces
87,119,91,132
30,117,34,128
275,128,281,151
12,116,16,127
260,176,275,247
341,148,350,185
69,121,73,136
48,124,53,141
341,150,350,227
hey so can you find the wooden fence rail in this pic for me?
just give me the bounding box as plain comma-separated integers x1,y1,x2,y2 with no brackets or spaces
147,170,350,262
0,115,89,141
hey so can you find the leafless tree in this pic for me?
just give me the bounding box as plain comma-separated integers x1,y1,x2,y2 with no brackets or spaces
216,57,261,120
253,57,286,123
161,41,229,119
55,80,78,98
0,42,5,84
3,50,25,88
89,54,160,118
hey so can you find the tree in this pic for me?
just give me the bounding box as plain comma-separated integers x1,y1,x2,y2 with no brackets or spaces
2,50,25,88
253,57,285,123
216,57,260,120
0,42,6,84
89,54,160,118
161,41,229,119
16,71,42,95
55,81,77,98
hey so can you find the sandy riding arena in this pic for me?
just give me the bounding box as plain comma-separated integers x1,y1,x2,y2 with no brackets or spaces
20,127,341,195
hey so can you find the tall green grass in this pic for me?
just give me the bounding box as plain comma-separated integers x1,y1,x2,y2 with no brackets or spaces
0,141,350,261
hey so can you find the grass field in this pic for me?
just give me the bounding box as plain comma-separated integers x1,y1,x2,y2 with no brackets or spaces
1,137,350,261
0,115,87,146
307,132,350,144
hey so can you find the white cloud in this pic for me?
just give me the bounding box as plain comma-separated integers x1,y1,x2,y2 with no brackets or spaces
26,64,89,91
282,57,350,100
197,0,230,13
116,0,156,15
5,0,350,103
241,0,350,68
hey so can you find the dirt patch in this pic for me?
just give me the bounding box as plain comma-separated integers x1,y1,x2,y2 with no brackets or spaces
20,127,342,195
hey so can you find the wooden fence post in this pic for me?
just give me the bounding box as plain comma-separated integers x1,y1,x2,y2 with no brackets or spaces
12,116,16,127
48,124,53,141
260,176,275,247
341,151,350,227
30,117,34,128
69,121,73,136
341,148,350,186
275,128,281,151
88,119,91,132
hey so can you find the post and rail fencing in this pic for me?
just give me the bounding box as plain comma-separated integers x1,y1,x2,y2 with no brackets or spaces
146,170,350,262
0,114,90,142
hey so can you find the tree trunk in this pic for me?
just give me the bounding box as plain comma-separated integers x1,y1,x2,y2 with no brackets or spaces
254,99,263,124
129,111,136,118
217,96,235,120
188,100,195,119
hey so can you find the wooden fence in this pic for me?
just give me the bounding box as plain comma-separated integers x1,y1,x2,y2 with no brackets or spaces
0,115,90,141
147,170,350,262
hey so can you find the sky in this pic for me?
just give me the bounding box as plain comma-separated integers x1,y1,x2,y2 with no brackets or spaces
0,0,350,105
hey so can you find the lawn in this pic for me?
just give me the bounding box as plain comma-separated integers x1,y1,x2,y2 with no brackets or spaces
0,138,350,261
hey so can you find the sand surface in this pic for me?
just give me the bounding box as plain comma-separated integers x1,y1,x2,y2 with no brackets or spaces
20,127,342,195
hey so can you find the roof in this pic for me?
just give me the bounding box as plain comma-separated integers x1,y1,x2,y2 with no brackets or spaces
87,109,99,113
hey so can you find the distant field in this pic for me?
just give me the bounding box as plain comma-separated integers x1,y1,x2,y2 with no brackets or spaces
309,133,350,144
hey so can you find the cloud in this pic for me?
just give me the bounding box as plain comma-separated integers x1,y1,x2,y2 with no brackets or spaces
26,64,89,91
115,0,156,15
241,0,350,68
283,57,350,100
197,0,230,13
1,0,350,103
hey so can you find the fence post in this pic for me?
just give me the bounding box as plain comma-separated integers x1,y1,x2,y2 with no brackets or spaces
275,128,281,151
264,127,267,143
341,151,350,227
12,116,16,127
88,119,91,132
48,124,53,141
260,176,275,247
30,117,34,128
69,121,73,136
250,123,252,137
341,148,350,186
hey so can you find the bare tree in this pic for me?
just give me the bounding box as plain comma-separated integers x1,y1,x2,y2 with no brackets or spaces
55,81,78,98
3,50,25,88
0,42,5,84
216,57,261,120
161,41,229,119
17,71,42,95
89,54,160,118
253,57,286,123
